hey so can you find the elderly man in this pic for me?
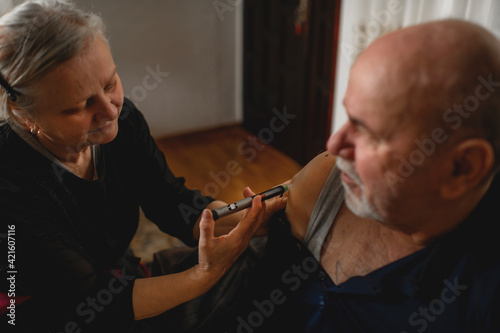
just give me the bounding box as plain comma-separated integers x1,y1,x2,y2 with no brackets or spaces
209,19,500,333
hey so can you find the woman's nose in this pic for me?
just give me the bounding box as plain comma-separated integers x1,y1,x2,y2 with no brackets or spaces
94,95,119,123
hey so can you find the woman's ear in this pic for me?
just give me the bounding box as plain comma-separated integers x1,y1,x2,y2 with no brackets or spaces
440,138,494,199
11,108,34,130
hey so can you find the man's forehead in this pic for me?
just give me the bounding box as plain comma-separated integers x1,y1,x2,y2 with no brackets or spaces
343,72,426,142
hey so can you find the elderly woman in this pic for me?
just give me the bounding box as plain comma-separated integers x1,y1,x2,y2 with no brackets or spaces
0,1,284,332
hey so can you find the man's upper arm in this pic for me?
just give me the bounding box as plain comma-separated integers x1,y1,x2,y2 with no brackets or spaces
285,152,337,240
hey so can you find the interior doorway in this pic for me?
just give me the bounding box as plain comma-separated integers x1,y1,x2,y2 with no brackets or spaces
242,0,341,165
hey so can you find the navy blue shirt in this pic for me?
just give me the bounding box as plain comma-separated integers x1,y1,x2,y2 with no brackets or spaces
213,174,500,332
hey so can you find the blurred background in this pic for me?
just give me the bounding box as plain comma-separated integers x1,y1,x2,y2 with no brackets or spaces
3,0,500,166
3,0,500,258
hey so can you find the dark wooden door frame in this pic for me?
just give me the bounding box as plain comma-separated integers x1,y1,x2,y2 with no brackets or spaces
243,0,342,166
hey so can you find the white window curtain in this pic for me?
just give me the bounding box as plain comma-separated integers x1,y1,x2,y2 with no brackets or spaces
332,0,500,133
0,0,12,16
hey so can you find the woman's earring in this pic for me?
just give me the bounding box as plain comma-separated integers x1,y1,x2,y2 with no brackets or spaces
30,127,37,135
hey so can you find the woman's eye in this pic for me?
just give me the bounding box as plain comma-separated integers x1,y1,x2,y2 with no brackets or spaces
64,106,85,114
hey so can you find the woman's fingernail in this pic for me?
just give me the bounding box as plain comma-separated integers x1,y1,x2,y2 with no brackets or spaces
202,209,211,219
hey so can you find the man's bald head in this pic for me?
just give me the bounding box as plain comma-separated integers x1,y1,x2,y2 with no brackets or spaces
349,19,500,171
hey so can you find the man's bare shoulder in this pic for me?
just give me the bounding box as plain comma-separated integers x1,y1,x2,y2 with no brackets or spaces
285,152,337,240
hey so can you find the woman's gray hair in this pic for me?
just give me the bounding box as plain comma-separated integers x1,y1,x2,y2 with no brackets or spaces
0,0,107,125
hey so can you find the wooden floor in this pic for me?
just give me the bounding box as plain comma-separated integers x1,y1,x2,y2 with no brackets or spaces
129,125,303,262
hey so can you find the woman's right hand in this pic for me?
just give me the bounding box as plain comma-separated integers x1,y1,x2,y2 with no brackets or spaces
195,195,266,282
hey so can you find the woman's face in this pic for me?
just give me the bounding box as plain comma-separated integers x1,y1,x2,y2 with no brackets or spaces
25,36,124,159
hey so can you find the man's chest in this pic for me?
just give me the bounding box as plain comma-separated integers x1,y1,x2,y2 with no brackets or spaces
319,206,421,285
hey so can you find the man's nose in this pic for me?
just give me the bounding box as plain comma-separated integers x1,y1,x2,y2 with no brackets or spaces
326,122,354,160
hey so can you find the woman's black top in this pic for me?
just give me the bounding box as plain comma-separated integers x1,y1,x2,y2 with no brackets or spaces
0,98,212,332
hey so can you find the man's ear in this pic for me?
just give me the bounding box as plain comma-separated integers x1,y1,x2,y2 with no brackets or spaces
440,138,494,199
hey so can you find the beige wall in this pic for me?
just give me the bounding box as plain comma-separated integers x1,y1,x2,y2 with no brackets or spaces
76,0,243,137
3,0,243,137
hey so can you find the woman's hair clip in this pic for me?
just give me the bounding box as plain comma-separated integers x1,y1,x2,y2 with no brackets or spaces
0,75,20,102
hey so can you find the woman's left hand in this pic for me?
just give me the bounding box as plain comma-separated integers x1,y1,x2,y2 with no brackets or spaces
242,182,289,236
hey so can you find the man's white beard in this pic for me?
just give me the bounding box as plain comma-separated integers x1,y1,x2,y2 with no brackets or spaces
335,157,384,222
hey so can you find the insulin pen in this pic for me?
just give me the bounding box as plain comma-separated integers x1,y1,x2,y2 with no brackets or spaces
211,184,290,220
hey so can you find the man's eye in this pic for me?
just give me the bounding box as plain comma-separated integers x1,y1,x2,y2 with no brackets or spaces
105,81,116,91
